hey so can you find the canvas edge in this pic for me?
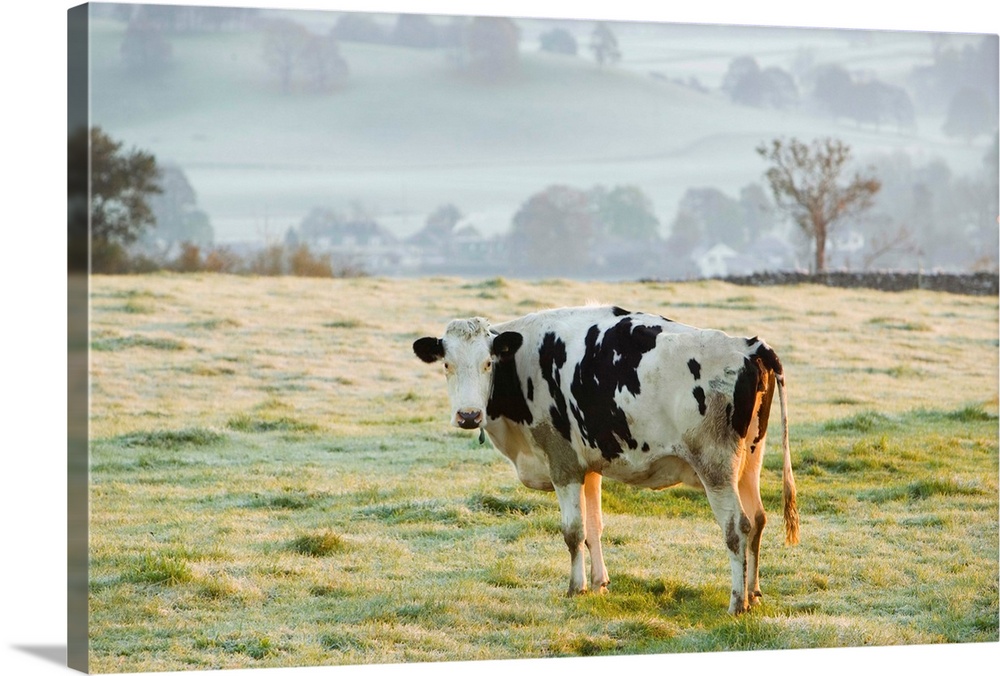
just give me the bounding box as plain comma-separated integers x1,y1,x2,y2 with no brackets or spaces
68,2,91,673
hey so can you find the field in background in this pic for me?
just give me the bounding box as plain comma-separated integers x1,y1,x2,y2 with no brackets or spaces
87,274,998,672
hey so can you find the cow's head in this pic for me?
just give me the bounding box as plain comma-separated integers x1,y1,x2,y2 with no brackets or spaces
413,317,522,430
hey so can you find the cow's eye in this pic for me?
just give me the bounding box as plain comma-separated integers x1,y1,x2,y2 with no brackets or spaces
483,361,492,372
443,362,451,373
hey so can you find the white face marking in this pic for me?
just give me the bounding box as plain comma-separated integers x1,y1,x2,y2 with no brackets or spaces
440,321,495,429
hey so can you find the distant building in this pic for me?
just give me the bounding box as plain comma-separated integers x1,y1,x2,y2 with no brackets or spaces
691,236,799,278
304,217,403,274
694,243,744,277
826,228,866,269
405,215,508,275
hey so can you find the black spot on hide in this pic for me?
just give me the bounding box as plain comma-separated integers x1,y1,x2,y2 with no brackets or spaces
611,306,630,317
688,358,701,380
539,332,572,440
726,519,740,555
753,342,784,376
569,317,663,461
731,357,766,438
750,368,776,453
487,355,533,425
526,377,534,401
693,386,707,415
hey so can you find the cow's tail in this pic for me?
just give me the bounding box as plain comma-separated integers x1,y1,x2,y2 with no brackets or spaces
775,371,799,545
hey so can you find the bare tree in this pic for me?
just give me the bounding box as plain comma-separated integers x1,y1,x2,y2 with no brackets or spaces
757,137,881,272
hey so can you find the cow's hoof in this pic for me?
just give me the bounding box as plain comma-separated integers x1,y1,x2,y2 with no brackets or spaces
728,595,749,615
566,586,586,597
749,590,763,607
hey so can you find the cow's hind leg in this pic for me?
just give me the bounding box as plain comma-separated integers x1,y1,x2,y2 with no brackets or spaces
739,446,767,606
702,480,752,615
583,472,609,593
741,369,775,606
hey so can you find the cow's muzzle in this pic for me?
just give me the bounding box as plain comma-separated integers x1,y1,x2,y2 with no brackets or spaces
455,408,484,430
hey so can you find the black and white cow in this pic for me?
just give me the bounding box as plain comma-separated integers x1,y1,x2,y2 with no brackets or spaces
413,305,798,615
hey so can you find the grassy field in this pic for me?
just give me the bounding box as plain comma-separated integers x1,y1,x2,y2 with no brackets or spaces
87,274,998,672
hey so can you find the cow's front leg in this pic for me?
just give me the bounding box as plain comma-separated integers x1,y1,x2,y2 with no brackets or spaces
583,472,609,593
554,480,587,595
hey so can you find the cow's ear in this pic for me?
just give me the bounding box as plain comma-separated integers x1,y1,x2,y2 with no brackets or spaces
491,331,523,362
413,337,444,363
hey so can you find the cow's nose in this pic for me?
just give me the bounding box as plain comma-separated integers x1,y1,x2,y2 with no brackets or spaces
456,409,483,429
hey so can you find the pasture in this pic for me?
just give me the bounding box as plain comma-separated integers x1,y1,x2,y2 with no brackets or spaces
87,274,998,672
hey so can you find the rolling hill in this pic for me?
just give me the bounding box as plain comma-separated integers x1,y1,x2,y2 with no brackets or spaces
85,15,991,242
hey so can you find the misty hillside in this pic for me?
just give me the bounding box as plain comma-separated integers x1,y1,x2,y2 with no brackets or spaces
90,18,802,166
86,11,995,258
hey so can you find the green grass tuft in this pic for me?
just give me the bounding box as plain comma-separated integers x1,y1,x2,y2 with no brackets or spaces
867,317,933,331
92,335,188,351
226,413,319,433
118,299,154,314
248,491,329,510
944,405,997,422
195,633,282,660
122,553,193,586
290,531,349,557
485,557,525,588
359,500,466,525
689,614,789,651
322,319,365,329
320,632,362,652
469,493,542,515
823,410,896,433
462,277,507,289
860,478,986,503
186,318,241,330
117,427,226,449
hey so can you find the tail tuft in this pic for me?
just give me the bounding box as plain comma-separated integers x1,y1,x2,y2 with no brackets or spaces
783,483,799,545
776,366,799,546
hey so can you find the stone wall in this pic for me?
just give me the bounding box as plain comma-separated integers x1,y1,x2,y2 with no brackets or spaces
714,271,999,296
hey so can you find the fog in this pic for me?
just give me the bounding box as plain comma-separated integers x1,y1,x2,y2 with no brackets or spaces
84,2,998,278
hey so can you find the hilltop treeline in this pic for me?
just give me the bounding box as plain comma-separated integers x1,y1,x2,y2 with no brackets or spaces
101,4,998,142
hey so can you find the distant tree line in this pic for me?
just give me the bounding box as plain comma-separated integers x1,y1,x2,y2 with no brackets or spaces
76,126,997,278
722,56,916,131
109,9,632,91
720,35,997,141
102,3,260,31
105,3,260,77
298,13,627,83
863,134,999,271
